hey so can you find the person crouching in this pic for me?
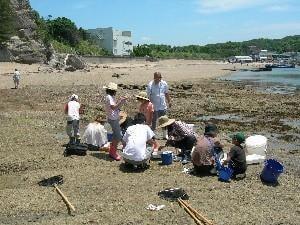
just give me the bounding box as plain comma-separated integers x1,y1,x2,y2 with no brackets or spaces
82,115,108,151
223,132,247,179
157,116,197,164
121,113,159,169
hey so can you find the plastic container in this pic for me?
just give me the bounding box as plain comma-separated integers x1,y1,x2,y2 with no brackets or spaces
218,167,233,182
260,159,284,183
245,135,267,156
161,151,173,165
187,124,195,131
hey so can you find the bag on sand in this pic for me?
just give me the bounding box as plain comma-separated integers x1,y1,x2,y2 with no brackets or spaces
64,143,88,156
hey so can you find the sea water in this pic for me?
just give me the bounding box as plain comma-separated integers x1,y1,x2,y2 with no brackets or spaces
220,67,300,94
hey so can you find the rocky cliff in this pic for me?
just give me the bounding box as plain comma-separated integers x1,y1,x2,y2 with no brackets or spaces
0,0,47,64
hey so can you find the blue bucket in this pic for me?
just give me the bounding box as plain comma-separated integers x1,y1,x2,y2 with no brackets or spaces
107,133,113,142
161,151,173,165
218,167,233,182
260,159,284,183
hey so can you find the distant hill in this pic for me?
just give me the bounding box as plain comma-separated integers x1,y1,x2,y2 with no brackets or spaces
133,35,300,59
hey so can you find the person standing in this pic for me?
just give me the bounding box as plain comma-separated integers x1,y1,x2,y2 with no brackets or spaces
136,91,154,127
104,82,127,161
146,72,171,131
64,94,81,145
13,68,21,89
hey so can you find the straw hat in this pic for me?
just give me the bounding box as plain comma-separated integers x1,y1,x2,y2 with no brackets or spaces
103,82,118,91
135,91,150,101
158,116,175,128
119,111,127,125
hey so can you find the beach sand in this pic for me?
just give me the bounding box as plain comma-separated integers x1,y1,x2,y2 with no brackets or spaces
0,60,299,225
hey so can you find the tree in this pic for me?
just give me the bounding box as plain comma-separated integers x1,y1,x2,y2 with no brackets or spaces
47,17,80,46
0,0,15,44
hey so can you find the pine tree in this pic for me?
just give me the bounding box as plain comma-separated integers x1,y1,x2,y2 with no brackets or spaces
0,0,15,44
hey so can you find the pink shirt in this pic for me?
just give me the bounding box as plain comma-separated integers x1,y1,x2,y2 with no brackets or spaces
105,95,119,120
139,101,154,126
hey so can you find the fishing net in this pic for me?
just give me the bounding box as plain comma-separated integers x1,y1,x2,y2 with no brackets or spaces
158,188,189,201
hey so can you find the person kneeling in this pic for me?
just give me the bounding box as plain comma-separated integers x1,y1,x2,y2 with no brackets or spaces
121,113,159,169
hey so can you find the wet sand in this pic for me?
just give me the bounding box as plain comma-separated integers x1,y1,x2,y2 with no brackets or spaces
0,60,299,225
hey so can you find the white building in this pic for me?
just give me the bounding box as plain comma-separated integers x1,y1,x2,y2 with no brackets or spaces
229,56,253,63
88,27,133,56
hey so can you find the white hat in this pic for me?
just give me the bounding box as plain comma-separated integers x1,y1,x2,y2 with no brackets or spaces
70,94,78,101
103,82,118,91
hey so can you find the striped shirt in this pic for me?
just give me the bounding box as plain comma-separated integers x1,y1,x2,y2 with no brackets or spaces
167,121,197,141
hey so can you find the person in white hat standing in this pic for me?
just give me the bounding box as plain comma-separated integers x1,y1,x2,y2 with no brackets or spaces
64,94,81,145
104,82,128,161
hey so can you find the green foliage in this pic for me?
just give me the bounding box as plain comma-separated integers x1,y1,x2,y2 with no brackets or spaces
133,36,300,60
47,17,80,46
76,40,107,56
0,0,15,44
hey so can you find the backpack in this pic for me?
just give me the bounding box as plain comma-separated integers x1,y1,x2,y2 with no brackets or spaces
64,143,88,156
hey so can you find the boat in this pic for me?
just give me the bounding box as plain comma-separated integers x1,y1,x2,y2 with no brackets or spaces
267,63,295,68
251,67,272,72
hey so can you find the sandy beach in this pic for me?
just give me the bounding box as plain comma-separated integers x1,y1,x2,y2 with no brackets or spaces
0,59,299,225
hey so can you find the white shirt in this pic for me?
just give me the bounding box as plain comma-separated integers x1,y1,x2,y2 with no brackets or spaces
82,122,108,147
122,124,155,161
13,71,21,80
147,80,169,111
105,95,119,120
67,100,80,121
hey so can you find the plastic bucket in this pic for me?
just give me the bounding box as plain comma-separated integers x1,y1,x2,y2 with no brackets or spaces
218,167,233,182
260,159,284,183
161,151,173,165
107,133,113,142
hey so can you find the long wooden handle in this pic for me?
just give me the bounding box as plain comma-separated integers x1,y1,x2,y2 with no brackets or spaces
179,199,214,225
178,199,203,225
54,184,76,211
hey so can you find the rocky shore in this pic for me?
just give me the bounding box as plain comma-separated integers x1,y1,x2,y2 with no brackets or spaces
0,60,299,225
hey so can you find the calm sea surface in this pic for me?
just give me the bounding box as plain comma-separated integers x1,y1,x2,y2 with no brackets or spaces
220,67,300,93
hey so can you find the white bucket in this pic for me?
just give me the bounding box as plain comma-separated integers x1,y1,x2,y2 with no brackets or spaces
245,135,267,156
187,124,195,131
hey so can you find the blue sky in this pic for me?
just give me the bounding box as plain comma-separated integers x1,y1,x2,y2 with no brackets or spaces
30,0,300,46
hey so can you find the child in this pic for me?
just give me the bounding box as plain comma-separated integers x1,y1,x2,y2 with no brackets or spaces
13,68,21,89
64,94,82,144
223,132,247,179
136,91,159,151
82,115,108,151
103,82,128,161
136,91,154,127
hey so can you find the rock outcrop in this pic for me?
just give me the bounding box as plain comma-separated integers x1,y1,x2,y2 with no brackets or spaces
0,0,47,64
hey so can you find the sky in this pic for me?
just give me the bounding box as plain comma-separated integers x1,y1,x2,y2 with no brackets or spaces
30,0,300,46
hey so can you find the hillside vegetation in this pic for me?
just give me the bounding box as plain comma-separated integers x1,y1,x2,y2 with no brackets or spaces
133,35,300,59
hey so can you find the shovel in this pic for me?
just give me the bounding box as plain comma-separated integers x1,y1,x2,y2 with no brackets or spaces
38,175,75,212
158,188,214,225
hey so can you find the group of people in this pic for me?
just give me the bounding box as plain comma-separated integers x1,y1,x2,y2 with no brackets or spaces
64,71,247,178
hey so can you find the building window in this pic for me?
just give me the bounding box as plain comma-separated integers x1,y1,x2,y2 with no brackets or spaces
113,40,117,47
113,49,117,55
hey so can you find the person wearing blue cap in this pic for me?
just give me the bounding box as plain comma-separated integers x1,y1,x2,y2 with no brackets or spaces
223,132,247,179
